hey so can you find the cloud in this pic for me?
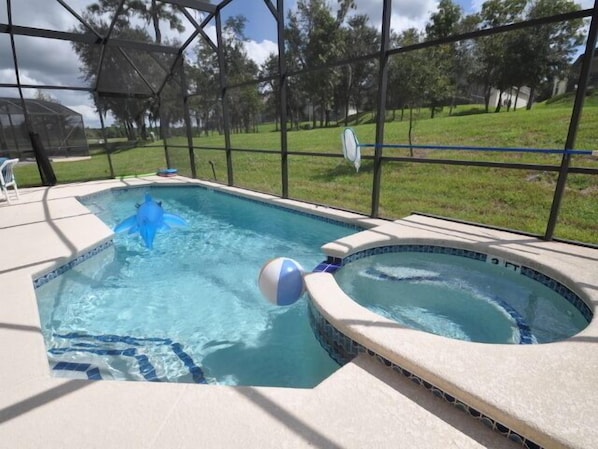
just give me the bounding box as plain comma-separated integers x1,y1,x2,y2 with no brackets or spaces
13,37,84,87
348,0,439,32
69,102,103,128
0,68,17,84
244,39,277,66
470,0,484,11
283,0,438,34
9,0,91,30
1,1,99,89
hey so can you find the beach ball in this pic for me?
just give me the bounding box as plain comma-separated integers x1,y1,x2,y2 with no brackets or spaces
258,257,305,306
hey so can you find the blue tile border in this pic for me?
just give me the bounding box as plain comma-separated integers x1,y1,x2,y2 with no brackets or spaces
313,261,342,273
79,185,365,232
33,240,114,289
307,300,544,449
340,244,488,266
520,265,592,322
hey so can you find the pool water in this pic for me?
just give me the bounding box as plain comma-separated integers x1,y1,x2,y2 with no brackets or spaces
35,186,357,387
334,251,589,344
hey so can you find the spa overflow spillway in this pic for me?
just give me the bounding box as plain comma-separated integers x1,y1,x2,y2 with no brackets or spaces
35,186,360,387
332,247,590,344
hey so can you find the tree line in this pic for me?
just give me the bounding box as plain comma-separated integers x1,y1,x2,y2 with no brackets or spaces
72,0,585,140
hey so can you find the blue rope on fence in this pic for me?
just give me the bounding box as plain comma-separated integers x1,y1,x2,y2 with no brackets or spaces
358,142,596,156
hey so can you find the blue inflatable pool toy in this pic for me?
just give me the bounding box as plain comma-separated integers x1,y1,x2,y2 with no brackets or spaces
114,194,187,249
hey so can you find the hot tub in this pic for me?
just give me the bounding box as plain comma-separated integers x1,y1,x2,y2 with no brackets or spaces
330,245,590,344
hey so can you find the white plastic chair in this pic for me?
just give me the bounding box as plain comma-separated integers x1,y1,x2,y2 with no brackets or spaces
0,158,20,204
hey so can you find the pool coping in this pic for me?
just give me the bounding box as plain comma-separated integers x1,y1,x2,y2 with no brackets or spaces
0,175,595,449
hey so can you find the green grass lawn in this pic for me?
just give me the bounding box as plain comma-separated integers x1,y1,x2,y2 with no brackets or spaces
13,104,598,244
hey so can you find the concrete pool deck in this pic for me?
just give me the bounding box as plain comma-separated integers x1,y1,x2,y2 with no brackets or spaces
0,176,595,449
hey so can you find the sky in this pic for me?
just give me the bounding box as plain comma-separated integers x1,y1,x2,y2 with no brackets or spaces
0,0,594,127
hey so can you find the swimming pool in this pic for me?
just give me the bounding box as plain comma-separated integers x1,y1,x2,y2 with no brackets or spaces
332,245,591,344
34,186,360,387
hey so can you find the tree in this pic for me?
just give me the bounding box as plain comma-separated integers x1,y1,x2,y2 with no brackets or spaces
80,0,186,138
473,0,528,112
190,30,222,135
424,0,464,118
72,12,158,139
222,17,261,133
259,53,282,130
336,14,379,125
522,0,584,109
387,29,429,150
153,40,186,139
283,12,308,129
286,0,354,128
190,16,261,135
142,0,184,44
451,13,482,113
426,0,463,40
471,0,583,112
87,0,184,44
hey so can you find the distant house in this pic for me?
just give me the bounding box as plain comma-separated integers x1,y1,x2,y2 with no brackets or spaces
0,97,89,159
552,48,598,96
552,77,568,97
568,48,598,91
461,83,531,110
488,86,531,110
